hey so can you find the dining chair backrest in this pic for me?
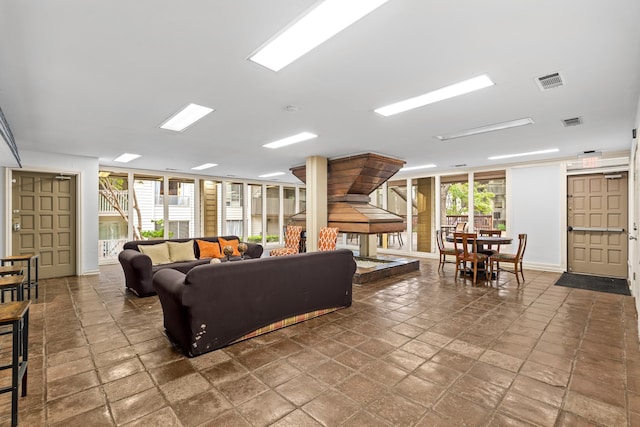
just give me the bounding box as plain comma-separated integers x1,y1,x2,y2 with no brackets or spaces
455,222,467,232
436,229,445,251
479,229,502,253
516,233,528,260
453,232,478,260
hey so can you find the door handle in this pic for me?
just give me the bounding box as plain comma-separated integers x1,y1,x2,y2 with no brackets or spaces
570,227,625,232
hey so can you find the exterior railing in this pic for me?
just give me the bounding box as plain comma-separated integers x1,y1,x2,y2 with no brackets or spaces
98,239,126,262
444,214,493,230
99,190,128,215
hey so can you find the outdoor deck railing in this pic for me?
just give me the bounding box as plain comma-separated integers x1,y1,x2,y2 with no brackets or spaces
98,239,126,261
444,215,493,230
99,190,128,215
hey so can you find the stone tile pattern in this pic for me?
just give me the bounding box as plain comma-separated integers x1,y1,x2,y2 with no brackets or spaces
4,260,639,426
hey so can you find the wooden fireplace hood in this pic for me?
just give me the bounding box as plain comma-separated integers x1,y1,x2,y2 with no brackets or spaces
289,153,406,234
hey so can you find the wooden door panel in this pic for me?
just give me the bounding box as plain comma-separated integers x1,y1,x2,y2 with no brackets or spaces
12,171,76,278
567,173,628,278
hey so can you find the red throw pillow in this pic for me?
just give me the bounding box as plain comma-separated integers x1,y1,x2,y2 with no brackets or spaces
197,240,224,258
218,237,241,256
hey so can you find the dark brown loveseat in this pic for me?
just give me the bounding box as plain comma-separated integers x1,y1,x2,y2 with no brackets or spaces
118,236,263,297
152,249,356,357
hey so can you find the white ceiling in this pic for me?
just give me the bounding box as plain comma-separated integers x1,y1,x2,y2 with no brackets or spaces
1,1,639,183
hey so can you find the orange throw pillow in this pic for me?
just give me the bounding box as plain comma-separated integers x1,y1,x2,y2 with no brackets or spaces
197,240,223,259
218,237,241,256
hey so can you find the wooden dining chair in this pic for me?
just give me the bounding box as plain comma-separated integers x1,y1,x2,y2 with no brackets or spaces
453,232,490,284
479,229,503,256
490,233,528,283
436,229,461,270
454,222,468,233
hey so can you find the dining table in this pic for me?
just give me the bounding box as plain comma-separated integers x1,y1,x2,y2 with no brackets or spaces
445,234,513,278
446,234,512,249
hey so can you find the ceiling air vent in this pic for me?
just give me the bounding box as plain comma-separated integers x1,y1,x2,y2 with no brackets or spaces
562,117,583,127
536,72,565,91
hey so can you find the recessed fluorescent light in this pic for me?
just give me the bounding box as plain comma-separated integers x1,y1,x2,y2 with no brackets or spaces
435,118,534,141
400,164,437,172
259,172,286,178
160,103,214,132
249,0,389,72
263,132,318,149
375,75,494,117
488,148,559,160
114,153,141,163
191,163,218,171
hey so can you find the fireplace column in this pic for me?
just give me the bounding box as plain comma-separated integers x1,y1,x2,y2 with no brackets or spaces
359,235,377,258
305,156,327,252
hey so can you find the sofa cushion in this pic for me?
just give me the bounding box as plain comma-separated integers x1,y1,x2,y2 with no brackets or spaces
218,237,241,256
167,240,196,262
138,242,171,265
197,240,223,258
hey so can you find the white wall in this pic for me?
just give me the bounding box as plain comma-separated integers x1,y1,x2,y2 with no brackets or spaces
4,150,99,275
631,94,640,316
0,167,5,258
508,164,564,271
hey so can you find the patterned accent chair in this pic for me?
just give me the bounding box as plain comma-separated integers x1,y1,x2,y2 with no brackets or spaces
318,227,339,251
270,225,303,257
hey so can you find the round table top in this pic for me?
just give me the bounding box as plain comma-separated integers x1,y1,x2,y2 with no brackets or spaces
446,235,513,245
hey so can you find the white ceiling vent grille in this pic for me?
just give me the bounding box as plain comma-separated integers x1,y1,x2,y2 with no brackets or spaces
562,117,583,127
536,72,565,91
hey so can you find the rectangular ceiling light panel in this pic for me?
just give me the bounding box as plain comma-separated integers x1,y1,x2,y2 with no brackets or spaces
263,132,318,149
435,118,534,141
400,164,436,172
249,0,389,72
160,103,214,132
114,153,141,163
375,75,494,117
488,148,559,160
259,172,286,178
191,163,218,170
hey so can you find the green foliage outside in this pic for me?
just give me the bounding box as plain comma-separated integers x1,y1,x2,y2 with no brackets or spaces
446,182,495,215
497,223,506,231
247,235,279,243
141,219,174,239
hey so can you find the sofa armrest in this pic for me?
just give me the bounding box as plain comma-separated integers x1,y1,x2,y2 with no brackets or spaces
153,268,187,301
118,249,155,296
244,242,263,258
153,269,193,355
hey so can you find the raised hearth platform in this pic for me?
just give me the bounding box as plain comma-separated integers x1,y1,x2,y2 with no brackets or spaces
353,256,420,284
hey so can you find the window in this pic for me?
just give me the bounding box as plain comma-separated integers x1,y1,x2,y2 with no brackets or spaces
168,220,190,239
224,182,244,238
440,174,469,230
249,184,263,242
474,171,506,231
155,180,191,206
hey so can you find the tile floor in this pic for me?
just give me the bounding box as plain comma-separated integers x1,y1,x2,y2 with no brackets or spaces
0,259,638,426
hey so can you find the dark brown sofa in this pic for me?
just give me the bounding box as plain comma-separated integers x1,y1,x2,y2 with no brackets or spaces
118,236,263,297
152,249,356,357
